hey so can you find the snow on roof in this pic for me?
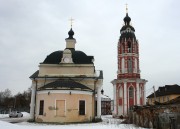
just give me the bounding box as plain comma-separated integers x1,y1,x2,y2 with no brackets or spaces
95,94,111,101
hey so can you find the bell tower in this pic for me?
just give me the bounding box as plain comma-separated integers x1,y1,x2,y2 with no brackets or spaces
117,12,140,79
111,6,147,117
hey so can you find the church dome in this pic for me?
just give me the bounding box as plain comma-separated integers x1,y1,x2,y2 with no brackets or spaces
119,13,136,41
42,49,94,64
124,13,131,25
42,51,63,64
120,13,135,31
120,25,135,32
67,28,74,39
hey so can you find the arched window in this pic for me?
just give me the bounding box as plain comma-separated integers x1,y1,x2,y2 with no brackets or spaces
119,86,123,98
121,45,124,54
128,58,133,73
128,42,132,53
134,58,137,73
121,58,125,73
134,44,136,53
122,43,125,53
129,87,134,98
140,87,143,97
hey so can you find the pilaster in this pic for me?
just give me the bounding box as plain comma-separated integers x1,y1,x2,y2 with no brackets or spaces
113,83,117,115
136,82,140,105
30,82,36,120
96,85,101,118
124,82,127,115
143,83,146,105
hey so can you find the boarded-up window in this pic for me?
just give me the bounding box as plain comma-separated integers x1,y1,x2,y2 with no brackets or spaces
119,98,122,105
39,100,44,115
79,100,85,115
56,100,65,116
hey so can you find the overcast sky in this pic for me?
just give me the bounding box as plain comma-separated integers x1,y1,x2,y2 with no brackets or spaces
0,0,180,98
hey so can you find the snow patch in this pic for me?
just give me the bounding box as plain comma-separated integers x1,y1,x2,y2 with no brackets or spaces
0,114,146,129
0,114,9,118
22,112,30,118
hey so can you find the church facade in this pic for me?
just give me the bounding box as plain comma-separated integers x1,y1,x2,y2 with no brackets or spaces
29,27,103,123
111,10,147,117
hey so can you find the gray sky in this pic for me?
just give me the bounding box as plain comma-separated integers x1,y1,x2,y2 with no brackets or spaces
0,0,180,98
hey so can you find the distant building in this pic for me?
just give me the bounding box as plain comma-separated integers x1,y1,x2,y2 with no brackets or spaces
29,27,103,123
95,90,112,115
147,84,180,105
101,94,112,115
111,8,147,117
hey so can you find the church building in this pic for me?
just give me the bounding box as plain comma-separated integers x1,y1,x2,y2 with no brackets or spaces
29,26,103,123
111,8,147,117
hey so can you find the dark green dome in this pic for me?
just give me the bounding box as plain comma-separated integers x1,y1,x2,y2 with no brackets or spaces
67,28,74,39
119,13,136,41
120,25,135,32
124,13,131,25
42,49,94,64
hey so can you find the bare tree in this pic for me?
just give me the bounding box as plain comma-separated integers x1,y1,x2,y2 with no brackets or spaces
0,89,12,105
3,89,12,98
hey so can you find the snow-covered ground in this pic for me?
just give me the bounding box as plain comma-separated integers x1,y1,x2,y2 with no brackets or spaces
0,113,8,118
0,113,146,129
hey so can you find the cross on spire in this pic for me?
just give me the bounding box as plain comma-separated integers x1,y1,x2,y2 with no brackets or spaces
69,17,74,28
126,3,128,14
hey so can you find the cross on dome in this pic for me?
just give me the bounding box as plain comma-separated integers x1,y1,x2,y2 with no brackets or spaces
67,17,75,39
69,17,74,28
126,3,128,14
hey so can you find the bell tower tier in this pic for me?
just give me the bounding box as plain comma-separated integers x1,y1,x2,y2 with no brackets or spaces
111,8,147,117
117,37,140,79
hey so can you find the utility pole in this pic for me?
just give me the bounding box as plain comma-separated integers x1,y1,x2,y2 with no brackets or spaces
153,86,156,102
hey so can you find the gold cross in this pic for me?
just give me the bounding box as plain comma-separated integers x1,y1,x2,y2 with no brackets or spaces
69,17,74,28
126,3,128,13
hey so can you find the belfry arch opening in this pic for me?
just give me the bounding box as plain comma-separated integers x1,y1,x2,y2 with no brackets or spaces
127,41,132,53
121,43,125,53
128,58,133,73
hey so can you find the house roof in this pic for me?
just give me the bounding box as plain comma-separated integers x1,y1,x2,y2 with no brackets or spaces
98,70,103,79
39,80,93,92
29,70,39,79
163,96,180,105
95,70,103,79
147,84,180,98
